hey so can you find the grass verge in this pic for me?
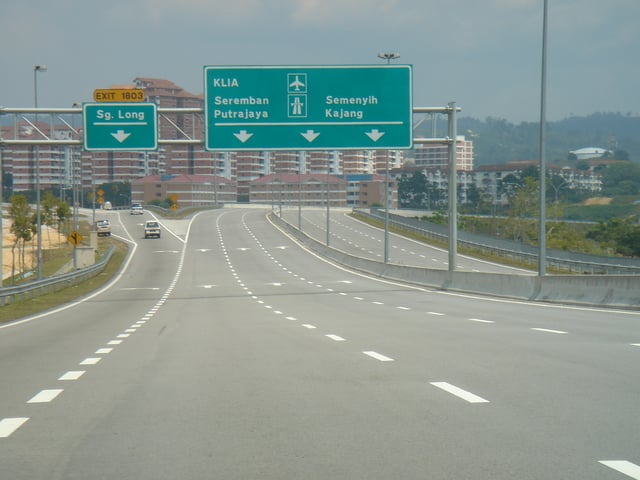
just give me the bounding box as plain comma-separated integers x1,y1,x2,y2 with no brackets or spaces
0,238,129,324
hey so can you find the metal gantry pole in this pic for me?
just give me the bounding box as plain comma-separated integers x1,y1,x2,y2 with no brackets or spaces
34,65,47,280
298,169,302,231
384,155,390,264
326,161,330,246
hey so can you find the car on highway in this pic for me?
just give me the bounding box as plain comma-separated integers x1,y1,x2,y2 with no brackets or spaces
144,220,161,239
130,203,144,215
95,219,112,236
103,201,112,210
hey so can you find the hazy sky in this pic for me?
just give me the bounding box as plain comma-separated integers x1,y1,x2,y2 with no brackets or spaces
1,0,638,123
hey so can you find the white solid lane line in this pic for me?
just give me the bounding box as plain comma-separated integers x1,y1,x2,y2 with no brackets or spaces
59,371,85,381
430,382,490,403
531,327,568,334
0,418,29,438
27,389,64,403
363,351,394,362
599,460,640,479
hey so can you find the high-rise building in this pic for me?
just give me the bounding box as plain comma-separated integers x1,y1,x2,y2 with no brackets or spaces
413,136,474,171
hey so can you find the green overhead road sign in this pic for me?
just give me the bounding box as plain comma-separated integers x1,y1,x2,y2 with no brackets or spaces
204,65,412,151
83,103,157,151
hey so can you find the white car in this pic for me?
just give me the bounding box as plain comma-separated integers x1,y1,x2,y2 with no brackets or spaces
95,219,112,236
144,220,161,239
130,204,144,215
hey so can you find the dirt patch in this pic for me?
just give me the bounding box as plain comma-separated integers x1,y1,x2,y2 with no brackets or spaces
582,197,612,206
2,220,66,279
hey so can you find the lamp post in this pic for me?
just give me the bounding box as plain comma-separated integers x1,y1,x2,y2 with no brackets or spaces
377,53,399,263
538,0,549,276
34,65,47,280
0,145,4,288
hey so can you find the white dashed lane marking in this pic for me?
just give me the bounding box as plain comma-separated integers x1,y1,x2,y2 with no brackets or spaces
0,418,29,438
27,389,64,404
531,327,568,334
469,318,494,324
79,357,101,366
59,371,85,381
325,334,346,342
599,460,640,479
363,351,394,362
430,382,490,404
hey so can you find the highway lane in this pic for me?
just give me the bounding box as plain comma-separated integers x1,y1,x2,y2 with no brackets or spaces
1,207,639,479
279,207,532,274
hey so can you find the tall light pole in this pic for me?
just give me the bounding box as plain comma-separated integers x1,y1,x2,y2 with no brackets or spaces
0,145,4,288
378,53,399,263
34,64,47,280
538,0,549,277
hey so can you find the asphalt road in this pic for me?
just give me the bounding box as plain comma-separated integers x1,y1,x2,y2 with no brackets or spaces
1,207,639,479
279,207,533,274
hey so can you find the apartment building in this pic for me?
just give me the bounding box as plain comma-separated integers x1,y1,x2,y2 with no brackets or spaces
0,77,414,206
397,161,602,208
413,135,474,171
250,174,347,207
131,174,236,207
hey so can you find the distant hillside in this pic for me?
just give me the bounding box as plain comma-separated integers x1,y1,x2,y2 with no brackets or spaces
413,113,640,167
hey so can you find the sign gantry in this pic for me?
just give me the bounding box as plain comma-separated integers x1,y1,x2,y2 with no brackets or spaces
83,102,158,151
204,65,413,151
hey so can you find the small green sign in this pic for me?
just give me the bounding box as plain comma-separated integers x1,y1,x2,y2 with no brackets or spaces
83,103,157,151
204,65,412,151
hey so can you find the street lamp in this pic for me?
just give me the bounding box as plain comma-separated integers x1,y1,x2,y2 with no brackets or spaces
377,52,400,64
34,64,47,280
377,53,399,263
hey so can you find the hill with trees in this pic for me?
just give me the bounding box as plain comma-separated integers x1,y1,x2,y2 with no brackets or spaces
413,112,640,167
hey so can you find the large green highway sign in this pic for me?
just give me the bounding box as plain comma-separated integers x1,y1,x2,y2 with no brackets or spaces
83,103,157,151
204,65,412,151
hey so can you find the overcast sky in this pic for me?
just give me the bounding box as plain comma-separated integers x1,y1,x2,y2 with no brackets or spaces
1,0,638,123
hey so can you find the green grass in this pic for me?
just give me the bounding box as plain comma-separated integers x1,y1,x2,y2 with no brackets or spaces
350,212,540,271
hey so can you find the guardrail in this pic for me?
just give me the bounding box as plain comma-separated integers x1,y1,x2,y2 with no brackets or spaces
355,208,640,275
0,246,115,306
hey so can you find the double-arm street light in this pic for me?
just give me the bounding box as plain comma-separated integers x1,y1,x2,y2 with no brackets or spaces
377,53,400,263
377,52,400,64
34,64,47,280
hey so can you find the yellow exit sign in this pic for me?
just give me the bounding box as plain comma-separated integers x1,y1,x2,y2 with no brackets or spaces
93,89,145,102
